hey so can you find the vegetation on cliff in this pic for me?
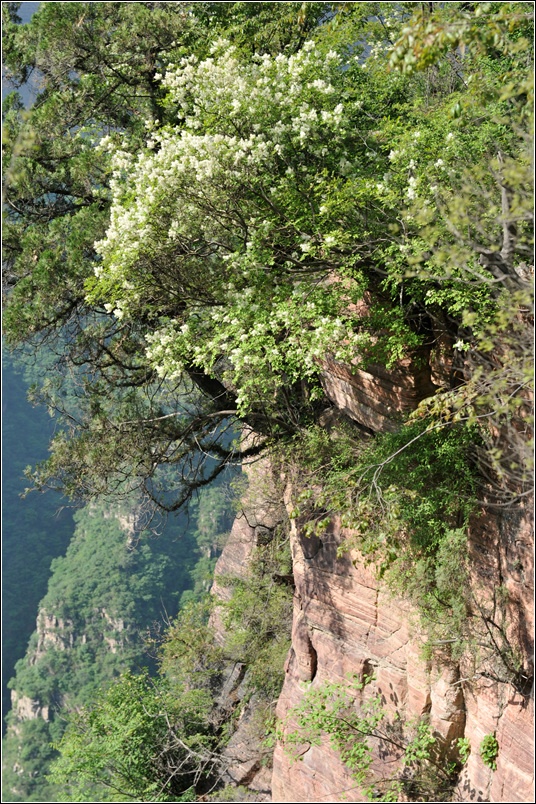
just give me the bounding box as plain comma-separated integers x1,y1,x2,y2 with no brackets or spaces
289,419,480,652
279,673,461,802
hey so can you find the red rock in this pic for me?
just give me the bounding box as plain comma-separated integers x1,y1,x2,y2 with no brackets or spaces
211,359,533,803
271,497,534,803
321,353,437,432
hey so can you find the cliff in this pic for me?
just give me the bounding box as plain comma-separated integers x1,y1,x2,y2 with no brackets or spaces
211,355,534,803
271,500,533,803
209,445,291,799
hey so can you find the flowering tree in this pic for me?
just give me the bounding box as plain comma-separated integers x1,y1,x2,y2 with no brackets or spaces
2,2,335,512
88,39,420,419
3,1,533,512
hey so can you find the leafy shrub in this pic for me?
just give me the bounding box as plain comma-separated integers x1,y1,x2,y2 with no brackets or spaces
480,733,499,770
48,671,216,802
279,674,459,802
221,526,293,699
457,737,471,765
157,596,225,691
288,419,479,652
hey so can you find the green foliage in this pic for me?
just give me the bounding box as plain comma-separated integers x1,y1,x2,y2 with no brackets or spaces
279,674,457,801
1,718,62,803
456,737,471,766
157,597,225,691
45,516,291,801
2,476,233,802
190,2,329,58
384,0,533,502
48,670,215,802
413,301,533,503
279,675,383,790
479,733,499,771
221,527,293,699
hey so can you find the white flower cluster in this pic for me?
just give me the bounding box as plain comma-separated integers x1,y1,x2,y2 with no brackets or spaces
406,175,418,200
161,39,344,137
91,40,368,408
93,40,353,316
145,287,369,416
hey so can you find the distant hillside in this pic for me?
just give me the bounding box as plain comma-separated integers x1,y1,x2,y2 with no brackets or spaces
2,356,74,731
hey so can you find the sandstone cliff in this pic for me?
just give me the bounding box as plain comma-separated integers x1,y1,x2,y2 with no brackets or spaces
271,500,533,803
209,445,290,800
211,355,533,803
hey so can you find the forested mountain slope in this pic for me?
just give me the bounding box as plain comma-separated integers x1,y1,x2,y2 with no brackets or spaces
2,480,234,802
2,356,74,732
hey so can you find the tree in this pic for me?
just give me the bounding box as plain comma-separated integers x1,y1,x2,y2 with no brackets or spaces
2,2,331,514
3,2,533,514
48,671,216,802
386,1,534,502
2,0,329,350
3,3,419,513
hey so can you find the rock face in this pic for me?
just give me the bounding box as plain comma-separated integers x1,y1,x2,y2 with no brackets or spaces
267,356,534,803
270,502,533,803
10,690,50,724
211,356,533,802
209,450,288,802
321,352,437,433
209,508,275,799
33,610,76,661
